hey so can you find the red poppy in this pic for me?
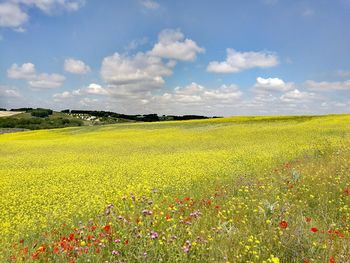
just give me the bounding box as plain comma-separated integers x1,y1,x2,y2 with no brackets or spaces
310,228,318,233
214,205,221,209
330,256,336,263
20,247,28,255
279,220,288,229
165,213,171,220
304,258,309,263
53,247,59,254
91,225,97,231
37,245,45,253
68,234,74,241
344,188,350,196
103,225,111,232
124,239,129,245
69,257,76,263
31,252,39,260
184,197,191,201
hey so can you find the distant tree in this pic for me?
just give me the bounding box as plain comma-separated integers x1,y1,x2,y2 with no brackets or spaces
31,108,53,118
61,109,70,113
10,108,33,112
0,108,7,111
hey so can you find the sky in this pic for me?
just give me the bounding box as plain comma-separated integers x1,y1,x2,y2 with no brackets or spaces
0,0,350,116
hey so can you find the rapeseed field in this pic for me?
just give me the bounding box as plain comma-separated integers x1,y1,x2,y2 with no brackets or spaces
0,115,349,262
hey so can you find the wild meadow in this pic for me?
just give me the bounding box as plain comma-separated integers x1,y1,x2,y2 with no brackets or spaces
0,115,349,262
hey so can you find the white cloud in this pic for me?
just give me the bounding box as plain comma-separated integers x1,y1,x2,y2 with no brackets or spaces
253,77,294,92
0,2,28,28
140,0,159,10
151,82,243,112
0,86,21,98
125,37,148,51
28,73,65,89
85,83,108,95
12,0,85,14
305,80,350,91
79,97,99,107
53,83,107,101
101,29,204,99
207,48,279,73
0,0,84,30
7,63,36,79
280,89,315,102
53,90,73,100
7,62,65,89
150,29,205,61
64,58,90,74
101,52,174,96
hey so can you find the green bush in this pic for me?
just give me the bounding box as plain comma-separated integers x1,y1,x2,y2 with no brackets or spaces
31,108,53,118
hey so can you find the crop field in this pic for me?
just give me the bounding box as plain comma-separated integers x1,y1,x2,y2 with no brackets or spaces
0,115,350,262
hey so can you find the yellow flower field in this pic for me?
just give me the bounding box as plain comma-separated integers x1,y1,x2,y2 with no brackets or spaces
0,115,349,262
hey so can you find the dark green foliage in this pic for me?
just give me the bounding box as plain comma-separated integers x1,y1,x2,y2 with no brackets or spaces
61,109,70,113
0,108,7,111
31,108,53,118
10,108,33,112
0,117,83,130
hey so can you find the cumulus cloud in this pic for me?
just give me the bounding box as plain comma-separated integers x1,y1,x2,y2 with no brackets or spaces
0,86,21,98
7,63,36,79
149,82,243,114
280,89,315,102
150,29,205,61
140,0,159,10
0,0,84,30
101,29,204,100
101,52,174,97
64,58,90,74
53,90,73,100
28,73,65,89
85,83,108,95
207,48,279,73
7,62,65,89
253,77,294,92
0,2,28,28
12,0,85,14
305,80,350,91
53,83,107,101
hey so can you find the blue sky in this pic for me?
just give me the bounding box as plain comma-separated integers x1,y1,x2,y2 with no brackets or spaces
1,0,350,115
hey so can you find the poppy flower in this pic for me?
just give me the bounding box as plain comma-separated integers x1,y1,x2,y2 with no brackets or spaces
344,188,350,196
103,225,111,232
279,220,288,229
310,227,318,233
304,258,309,263
330,256,336,263
31,252,39,260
